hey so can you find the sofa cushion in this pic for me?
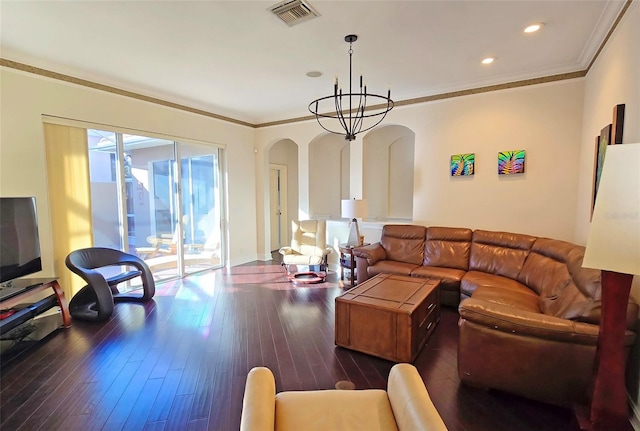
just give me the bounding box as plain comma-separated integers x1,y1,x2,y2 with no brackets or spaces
461,270,535,299
559,246,606,325
469,230,536,280
523,242,638,328
368,261,420,278
566,246,601,301
470,285,540,313
423,226,472,270
517,238,586,319
410,266,465,292
275,390,398,431
380,225,426,266
517,238,574,297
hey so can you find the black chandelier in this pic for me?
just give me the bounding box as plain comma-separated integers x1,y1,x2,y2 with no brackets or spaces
308,34,394,141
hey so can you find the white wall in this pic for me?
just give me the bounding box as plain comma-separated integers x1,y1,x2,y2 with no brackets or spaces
0,68,258,279
363,125,415,221
257,78,585,253
404,80,584,240
577,2,640,243
576,2,640,420
309,134,348,219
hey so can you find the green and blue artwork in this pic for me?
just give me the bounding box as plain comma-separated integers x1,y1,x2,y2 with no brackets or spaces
450,153,475,176
498,150,525,174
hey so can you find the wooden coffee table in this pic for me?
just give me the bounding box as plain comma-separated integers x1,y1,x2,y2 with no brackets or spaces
335,274,440,362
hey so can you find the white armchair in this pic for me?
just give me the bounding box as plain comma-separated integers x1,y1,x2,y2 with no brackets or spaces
278,220,333,273
240,363,448,431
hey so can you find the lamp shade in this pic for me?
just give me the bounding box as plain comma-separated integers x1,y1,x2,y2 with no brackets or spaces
341,199,367,219
582,143,640,275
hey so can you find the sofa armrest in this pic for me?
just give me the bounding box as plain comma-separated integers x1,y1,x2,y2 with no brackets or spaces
240,367,276,431
353,243,386,265
353,244,387,284
458,298,610,346
387,363,448,431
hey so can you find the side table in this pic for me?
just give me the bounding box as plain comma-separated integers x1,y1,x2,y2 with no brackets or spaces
339,243,369,288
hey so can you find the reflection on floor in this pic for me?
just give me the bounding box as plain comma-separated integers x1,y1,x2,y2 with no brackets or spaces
142,250,222,282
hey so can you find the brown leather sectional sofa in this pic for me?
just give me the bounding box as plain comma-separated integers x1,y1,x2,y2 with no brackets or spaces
353,224,638,407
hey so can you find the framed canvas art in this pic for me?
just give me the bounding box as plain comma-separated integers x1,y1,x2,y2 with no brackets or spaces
593,124,612,211
591,104,625,216
498,150,525,175
612,104,625,144
450,153,475,176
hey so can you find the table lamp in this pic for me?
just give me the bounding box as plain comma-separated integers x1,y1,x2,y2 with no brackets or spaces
578,143,640,431
341,199,367,247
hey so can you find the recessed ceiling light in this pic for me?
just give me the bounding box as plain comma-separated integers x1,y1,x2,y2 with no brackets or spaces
306,71,322,78
481,57,495,65
524,23,544,33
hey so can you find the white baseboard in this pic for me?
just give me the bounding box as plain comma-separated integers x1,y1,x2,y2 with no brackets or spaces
256,253,273,261
228,254,261,267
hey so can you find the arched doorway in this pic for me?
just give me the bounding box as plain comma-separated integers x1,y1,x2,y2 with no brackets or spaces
268,139,298,251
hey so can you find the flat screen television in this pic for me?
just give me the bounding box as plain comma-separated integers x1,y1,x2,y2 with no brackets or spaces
0,197,42,285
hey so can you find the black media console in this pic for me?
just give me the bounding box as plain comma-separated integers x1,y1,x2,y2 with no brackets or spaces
0,278,71,359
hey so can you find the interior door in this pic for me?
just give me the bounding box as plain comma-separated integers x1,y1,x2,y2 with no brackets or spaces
269,165,287,251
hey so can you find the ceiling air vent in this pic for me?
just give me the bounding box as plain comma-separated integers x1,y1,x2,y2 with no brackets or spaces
269,0,320,26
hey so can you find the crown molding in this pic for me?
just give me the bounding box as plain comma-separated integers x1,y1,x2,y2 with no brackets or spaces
255,71,587,128
584,0,634,72
0,58,254,129
0,1,631,131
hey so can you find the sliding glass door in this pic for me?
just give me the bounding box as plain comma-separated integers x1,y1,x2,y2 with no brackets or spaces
87,129,224,283
180,143,223,275
126,135,179,282
87,130,123,250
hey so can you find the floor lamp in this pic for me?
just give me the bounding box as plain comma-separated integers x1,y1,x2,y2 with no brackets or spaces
577,143,640,431
341,199,367,247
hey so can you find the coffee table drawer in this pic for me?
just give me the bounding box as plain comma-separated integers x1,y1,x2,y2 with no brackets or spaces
413,287,440,356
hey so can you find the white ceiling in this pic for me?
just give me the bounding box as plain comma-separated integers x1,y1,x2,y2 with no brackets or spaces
0,0,626,125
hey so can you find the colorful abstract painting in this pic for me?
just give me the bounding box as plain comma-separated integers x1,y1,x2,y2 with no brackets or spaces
498,150,526,175
450,153,475,176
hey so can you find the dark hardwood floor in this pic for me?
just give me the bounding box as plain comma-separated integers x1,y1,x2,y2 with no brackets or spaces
1,261,573,430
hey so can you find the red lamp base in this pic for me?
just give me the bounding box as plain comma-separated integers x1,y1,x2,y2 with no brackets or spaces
573,270,634,431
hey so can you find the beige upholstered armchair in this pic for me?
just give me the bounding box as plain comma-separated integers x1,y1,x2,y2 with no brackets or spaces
278,220,333,273
240,363,448,431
